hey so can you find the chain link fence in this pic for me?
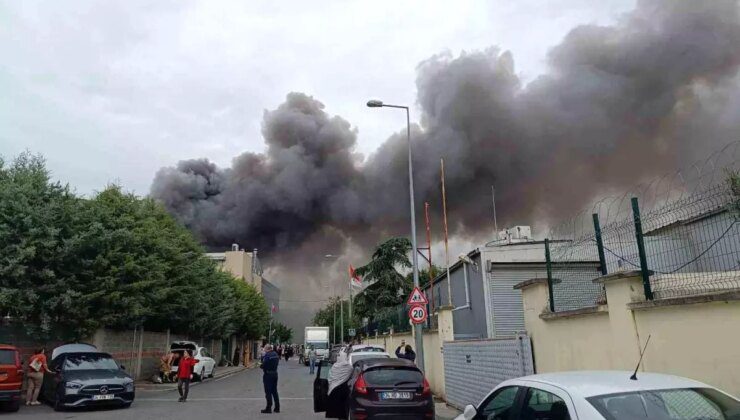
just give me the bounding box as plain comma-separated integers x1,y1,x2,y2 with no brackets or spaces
544,141,740,311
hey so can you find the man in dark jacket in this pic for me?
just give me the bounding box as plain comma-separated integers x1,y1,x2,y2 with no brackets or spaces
395,344,416,363
260,344,280,413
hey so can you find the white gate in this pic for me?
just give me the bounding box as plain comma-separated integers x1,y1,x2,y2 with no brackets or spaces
443,334,534,409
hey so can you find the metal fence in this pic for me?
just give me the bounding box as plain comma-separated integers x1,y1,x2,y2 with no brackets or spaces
544,141,740,311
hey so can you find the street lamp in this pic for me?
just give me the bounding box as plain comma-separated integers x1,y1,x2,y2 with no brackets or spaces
366,99,425,373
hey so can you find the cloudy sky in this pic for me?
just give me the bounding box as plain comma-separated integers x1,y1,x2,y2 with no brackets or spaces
0,0,634,196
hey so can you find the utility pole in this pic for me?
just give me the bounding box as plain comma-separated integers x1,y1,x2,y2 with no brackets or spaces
491,186,499,234
441,158,452,306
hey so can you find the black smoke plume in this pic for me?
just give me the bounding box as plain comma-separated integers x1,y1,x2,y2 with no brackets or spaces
151,1,740,326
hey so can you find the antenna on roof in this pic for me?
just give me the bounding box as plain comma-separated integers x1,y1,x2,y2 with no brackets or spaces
491,186,498,234
630,334,651,381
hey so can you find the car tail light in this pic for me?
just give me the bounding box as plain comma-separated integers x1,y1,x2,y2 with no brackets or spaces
353,413,368,420
354,374,368,395
422,377,431,396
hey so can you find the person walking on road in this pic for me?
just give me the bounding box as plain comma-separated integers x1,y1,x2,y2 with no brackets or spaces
395,343,416,363
176,350,199,402
26,347,52,406
260,344,280,414
308,346,317,374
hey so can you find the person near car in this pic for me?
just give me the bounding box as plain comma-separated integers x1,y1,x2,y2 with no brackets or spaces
326,350,353,418
26,347,52,406
176,350,200,402
308,346,317,374
260,344,280,414
395,344,416,362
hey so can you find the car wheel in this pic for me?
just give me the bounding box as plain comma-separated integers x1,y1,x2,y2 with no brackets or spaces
200,368,206,382
209,366,216,378
4,401,20,412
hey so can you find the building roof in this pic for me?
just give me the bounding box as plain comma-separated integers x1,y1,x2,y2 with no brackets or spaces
206,252,225,261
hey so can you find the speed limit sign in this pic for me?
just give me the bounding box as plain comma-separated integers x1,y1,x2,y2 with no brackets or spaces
408,305,428,324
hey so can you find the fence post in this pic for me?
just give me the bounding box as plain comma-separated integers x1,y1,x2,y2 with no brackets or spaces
592,213,608,275
545,238,555,312
631,197,654,300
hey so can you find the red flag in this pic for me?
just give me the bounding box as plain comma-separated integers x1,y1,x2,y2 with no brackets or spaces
349,264,362,287
271,303,277,313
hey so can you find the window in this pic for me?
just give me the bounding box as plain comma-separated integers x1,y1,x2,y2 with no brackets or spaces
587,388,740,420
477,386,520,420
363,368,423,387
0,349,17,365
522,388,570,420
63,354,119,371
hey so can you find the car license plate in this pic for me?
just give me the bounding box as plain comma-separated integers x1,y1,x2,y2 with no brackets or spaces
92,394,115,401
380,391,412,400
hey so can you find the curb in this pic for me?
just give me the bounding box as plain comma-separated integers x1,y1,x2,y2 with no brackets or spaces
137,366,247,392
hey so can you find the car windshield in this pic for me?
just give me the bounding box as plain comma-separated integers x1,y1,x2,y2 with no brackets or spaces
0,349,16,365
364,368,423,387
308,342,328,350
63,354,120,371
587,388,740,420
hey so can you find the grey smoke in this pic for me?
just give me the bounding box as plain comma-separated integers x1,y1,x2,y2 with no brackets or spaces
151,0,740,283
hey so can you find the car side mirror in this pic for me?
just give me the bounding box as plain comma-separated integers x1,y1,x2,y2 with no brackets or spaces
119,364,126,371
463,404,477,420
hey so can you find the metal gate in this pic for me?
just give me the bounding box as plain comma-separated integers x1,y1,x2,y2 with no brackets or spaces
443,334,534,409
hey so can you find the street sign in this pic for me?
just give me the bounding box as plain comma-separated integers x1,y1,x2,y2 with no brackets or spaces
408,305,428,324
406,286,429,306
348,328,356,337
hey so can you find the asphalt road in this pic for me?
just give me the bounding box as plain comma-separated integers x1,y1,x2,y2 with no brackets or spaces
7,358,323,420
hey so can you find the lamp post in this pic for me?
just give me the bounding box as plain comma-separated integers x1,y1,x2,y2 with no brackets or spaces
366,99,425,373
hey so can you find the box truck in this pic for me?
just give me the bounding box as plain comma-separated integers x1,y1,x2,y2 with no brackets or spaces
303,326,330,365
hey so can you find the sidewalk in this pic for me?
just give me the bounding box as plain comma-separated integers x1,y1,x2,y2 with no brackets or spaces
136,365,249,391
435,400,462,420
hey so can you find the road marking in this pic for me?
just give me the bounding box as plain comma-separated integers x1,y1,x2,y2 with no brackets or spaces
138,397,312,401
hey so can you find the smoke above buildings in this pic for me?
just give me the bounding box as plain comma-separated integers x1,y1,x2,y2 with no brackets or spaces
151,1,740,291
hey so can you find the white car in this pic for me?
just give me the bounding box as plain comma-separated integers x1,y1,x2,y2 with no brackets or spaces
169,341,217,382
349,344,386,353
348,351,391,365
455,371,740,420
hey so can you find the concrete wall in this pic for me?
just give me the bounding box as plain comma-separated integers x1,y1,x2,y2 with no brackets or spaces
519,272,740,396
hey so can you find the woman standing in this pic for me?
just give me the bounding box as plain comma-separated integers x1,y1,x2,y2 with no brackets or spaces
26,347,53,406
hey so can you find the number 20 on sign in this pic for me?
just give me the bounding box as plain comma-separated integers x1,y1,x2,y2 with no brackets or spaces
408,305,427,324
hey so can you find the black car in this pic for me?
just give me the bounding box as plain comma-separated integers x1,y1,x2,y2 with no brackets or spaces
42,344,135,411
314,358,434,420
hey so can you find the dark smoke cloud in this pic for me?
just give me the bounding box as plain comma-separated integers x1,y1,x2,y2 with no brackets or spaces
151,0,740,330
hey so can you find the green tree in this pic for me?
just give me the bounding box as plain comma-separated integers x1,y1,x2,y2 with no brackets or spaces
312,297,359,344
353,237,414,320
0,152,270,341
0,153,93,340
270,321,293,344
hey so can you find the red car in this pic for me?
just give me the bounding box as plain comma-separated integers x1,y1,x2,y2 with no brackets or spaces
0,344,23,412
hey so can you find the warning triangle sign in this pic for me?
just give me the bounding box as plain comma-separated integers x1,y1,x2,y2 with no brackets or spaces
406,286,429,306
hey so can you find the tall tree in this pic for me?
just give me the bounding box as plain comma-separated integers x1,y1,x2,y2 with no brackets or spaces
353,237,414,320
270,321,293,344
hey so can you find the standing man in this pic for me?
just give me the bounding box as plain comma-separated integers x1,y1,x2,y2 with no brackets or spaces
395,343,416,363
260,344,280,414
177,350,200,402
308,346,317,374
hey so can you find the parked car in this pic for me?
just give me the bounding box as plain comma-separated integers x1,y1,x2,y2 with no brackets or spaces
0,344,23,412
42,343,134,411
455,371,740,420
314,358,434,419
169,341,216,381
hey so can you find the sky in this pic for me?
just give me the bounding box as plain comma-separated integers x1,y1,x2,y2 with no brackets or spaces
0,0,634,197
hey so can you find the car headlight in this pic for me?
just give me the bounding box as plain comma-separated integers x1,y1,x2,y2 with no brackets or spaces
125,381,135,392
65,382,83,394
